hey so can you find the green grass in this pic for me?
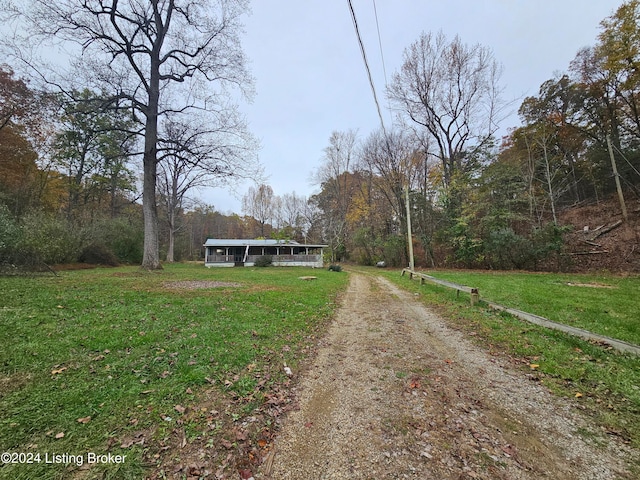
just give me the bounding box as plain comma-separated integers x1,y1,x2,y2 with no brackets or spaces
416,269,640,345
370,267,640,453
0,264,348,479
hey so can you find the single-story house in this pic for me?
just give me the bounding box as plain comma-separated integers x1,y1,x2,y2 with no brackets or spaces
203,239,327,268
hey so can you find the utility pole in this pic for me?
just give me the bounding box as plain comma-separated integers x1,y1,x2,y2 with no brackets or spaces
606,135,628,222
405,184,414,270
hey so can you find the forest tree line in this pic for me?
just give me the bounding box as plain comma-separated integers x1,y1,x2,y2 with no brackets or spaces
1,2,640,271
248,2,640,270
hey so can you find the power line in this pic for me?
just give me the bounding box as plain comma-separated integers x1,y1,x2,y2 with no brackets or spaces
346,0,387,135
612,142,640,178
372,0,388,87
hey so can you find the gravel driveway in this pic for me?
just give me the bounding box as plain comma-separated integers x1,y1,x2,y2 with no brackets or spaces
257,272,635,479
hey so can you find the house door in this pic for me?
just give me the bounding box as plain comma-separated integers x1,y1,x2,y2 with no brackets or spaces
233,247,244,266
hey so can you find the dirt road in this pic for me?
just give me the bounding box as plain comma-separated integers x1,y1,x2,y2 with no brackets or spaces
257,272,635,479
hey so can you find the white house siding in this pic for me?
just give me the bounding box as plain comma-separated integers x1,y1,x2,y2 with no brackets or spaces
203,239,327,268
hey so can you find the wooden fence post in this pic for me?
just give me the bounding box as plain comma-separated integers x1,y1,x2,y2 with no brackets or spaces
470,288,479,306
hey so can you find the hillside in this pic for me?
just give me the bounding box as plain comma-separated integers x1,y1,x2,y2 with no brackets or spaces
559,193,640,273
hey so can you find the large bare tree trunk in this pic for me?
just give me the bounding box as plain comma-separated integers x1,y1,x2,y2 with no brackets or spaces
141,60,162,270
142,156,161,269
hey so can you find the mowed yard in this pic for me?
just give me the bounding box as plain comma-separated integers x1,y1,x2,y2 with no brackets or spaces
411,269,640,346
0,264,348,479
1,264,640,479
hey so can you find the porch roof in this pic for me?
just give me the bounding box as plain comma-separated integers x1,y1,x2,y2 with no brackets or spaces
203,238,327,248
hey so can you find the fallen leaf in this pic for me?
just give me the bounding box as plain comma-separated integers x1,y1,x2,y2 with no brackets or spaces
55,432,65,439
221,439,233,449
501,444,516,457
51,366,67,375
575,392,583,398
174,405,186,414
257,439,268,448
239,469,253,480
529,364,540,370
185,387,193,394
77,416,91,424
121,438,135,448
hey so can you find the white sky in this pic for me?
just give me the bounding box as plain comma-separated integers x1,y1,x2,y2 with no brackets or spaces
202,0,623,214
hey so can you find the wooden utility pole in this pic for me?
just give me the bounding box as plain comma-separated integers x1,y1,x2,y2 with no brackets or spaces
405,184,415,270
606,135,628,222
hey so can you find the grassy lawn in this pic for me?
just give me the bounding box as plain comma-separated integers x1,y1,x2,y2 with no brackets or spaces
373,267,640,452
418,269,640,345
0,263,348,479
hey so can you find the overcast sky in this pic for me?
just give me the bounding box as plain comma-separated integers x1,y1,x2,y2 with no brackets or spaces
200,0,623,214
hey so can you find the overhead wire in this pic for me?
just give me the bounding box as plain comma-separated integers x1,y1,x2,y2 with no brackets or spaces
372,0,389,89
347,0,414,268
612,142,640,178
346,0,387,136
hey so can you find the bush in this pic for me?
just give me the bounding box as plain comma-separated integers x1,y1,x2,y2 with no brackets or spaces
20,212,80,265
484,227,530,269
90,216,144,264
0,205,22,264
79,243,120,266
328,264,342,272
254,255,272,267
382,235,406,268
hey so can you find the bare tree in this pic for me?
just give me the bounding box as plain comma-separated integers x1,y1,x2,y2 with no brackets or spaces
242,184,274,237
4,0,253,269
158,110,258,261
359,128,420,224
299,198,322,244
273,191,308,240
388,31,505,189
311,130,358,259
